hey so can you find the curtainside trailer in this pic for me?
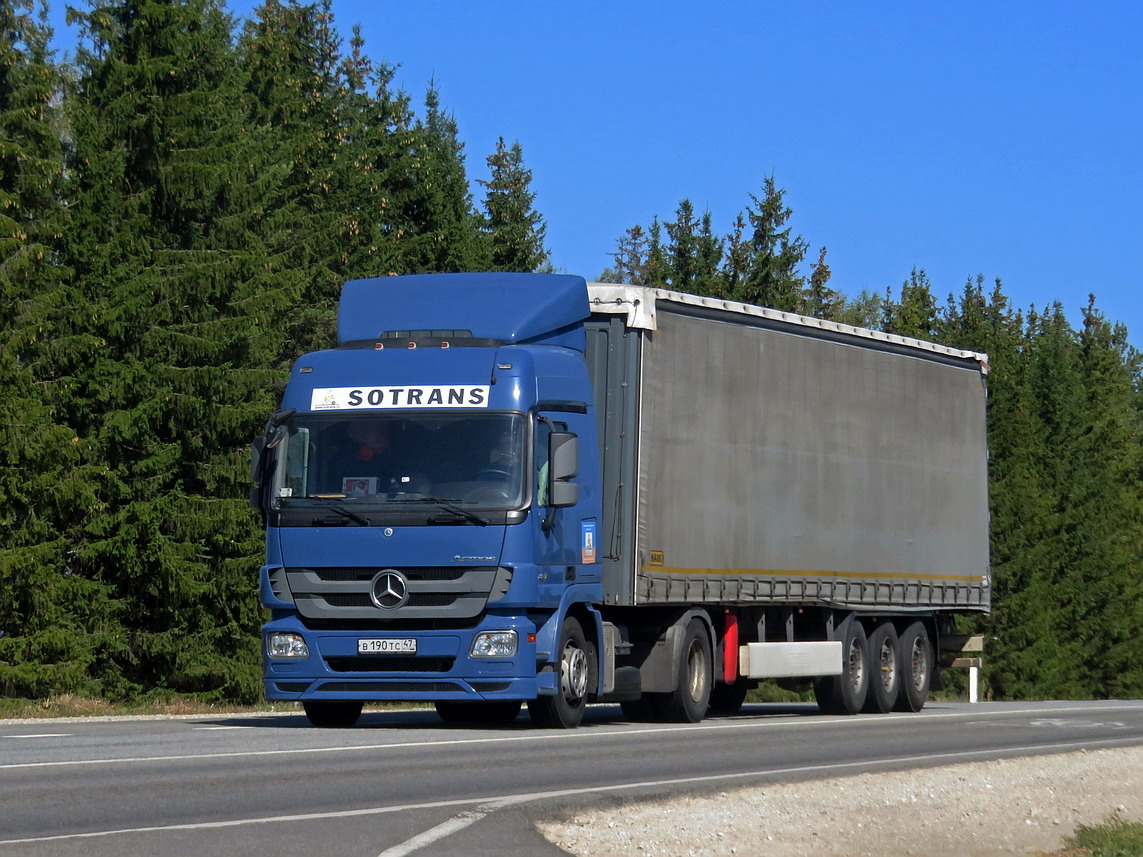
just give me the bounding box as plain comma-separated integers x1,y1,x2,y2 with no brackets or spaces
250,273,990,727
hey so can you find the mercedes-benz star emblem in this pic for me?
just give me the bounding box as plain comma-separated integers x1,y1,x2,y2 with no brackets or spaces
370,570,409,610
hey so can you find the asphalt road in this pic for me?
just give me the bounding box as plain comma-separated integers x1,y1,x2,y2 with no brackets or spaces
2,700,1142,857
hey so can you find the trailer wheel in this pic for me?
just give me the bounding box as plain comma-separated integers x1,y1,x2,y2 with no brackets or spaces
655,619,712,723
435,701,522,725
895,621,932,712
863,623,900,713
528,616,591,728
813,620,869,715
303,700,363,728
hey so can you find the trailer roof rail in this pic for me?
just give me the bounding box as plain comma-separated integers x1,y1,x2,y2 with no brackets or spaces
587,283,990,374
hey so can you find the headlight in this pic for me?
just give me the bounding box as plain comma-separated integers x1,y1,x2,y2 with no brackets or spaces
267,632,309,658
470,630,518,658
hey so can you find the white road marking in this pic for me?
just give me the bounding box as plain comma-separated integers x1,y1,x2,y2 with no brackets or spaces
2,733,72,739
374,797,527,857
1,735,1140,848
2,702,1139,772
193,726,245,731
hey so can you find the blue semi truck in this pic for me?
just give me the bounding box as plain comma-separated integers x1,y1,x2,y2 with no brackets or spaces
250,273,990,728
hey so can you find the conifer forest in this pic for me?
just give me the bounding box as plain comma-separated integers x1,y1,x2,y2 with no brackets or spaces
2,0,1141,705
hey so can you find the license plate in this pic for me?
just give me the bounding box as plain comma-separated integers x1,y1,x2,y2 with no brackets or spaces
358,638,417,654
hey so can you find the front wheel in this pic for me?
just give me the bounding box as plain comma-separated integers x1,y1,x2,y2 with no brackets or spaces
528,617,592,728
303,700,363,728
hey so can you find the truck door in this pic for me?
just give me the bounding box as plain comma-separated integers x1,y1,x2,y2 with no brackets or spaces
533,415,580,568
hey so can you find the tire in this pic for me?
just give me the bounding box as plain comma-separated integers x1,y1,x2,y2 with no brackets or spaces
435,700,522,725
707,680,750,717
895,621,932,712
303,700,363,728
863,622,900,713
528,616,592,728
813,619,869,715
655,619,713,723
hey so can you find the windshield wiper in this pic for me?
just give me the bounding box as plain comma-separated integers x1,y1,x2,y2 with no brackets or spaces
315,505,372,527
405,497,489,527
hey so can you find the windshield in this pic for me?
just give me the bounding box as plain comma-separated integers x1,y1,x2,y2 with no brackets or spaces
270,412,527,512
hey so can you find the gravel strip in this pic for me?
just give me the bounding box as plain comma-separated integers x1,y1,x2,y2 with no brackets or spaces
540,746,1143,857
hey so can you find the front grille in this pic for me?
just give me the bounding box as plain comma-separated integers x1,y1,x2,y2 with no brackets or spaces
324,657,454,673
321,593,460,609
284,566,508,621
303,617,480,632
310,566,469,582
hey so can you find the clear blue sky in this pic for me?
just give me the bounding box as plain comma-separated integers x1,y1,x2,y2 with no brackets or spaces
51,2,1143,346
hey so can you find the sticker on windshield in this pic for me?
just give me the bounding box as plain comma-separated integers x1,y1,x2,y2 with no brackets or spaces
311,385,490,410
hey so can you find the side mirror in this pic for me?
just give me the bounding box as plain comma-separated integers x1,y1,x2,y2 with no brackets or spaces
547,432,578,510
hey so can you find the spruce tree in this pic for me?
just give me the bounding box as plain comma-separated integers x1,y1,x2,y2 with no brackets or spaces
598,224,649,284
325,24,418,279
882,269,939,339
0,0,118,698
664,199,699,292
802,246,840,319
240,0,342,356
730,177,808,311
693,209,723,297
64,0,295,700
397,84,482,272
719,212,749,299
1015,304,1090,697
478,136,549,272
1065,299,1143,696
644,216,669,287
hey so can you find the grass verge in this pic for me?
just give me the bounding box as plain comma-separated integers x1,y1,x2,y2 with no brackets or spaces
0,694,288,720
1059,816,1143,857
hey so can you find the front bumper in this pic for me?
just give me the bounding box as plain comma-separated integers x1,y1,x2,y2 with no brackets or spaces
262,614,548,702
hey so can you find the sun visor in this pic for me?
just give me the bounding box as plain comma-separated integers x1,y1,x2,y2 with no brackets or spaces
338,273,590,351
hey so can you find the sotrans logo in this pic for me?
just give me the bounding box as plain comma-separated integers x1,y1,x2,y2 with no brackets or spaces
310,385,490,410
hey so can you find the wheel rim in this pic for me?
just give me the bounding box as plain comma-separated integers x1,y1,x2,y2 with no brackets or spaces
909,636,928,691
878,637,897,691
847,636,865,693
561,641,588,701
686,640,708,703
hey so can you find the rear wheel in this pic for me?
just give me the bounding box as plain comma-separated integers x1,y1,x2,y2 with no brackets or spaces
655,619,712,723
303,700,363,728
863,622,900,713
814,620,869,715
895,621,932,712
528,617,592,728
435,701,522,725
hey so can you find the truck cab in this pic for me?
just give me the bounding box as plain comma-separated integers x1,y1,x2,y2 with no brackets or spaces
251,273,604,727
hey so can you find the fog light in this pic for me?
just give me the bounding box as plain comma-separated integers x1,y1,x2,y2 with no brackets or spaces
267,632,309,658
470,630,518,658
